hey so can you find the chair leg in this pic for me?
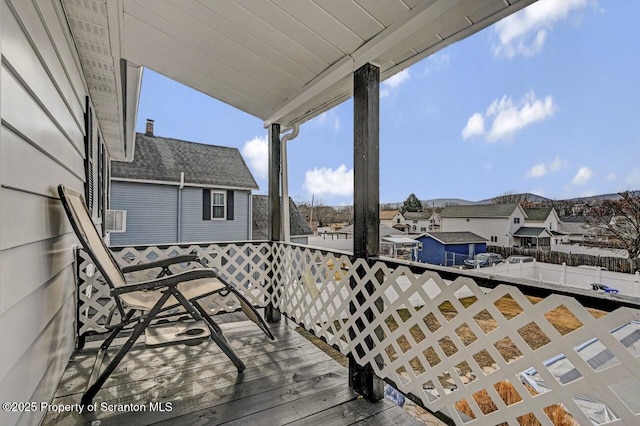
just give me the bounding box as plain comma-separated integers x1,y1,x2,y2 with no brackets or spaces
81,292,172,405
174,294,245,373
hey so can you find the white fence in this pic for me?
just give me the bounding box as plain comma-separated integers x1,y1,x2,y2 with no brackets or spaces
488,261,640,298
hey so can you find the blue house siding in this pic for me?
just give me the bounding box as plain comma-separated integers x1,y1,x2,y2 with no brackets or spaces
110,181,178,245
415,235,486,266
417,237,445,264
180,187,251,243
110,182,251,245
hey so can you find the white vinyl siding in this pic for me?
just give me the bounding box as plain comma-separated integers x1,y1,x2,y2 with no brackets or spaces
0,1,103,424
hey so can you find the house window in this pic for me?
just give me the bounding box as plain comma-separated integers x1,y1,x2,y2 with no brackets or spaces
397,218,400,224
514,217,520,224
491,236,498,243
211,191,226,219
420,227,427,232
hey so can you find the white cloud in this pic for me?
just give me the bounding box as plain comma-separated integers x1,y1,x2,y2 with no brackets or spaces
550,156,565,171
605,172,616,182
380,69,410,98
526,156,565,178
462,91,555,142
422,52,451,76
492,0,589,58
303,165,353,197
311,110,341,132
526,163,547,178
241,135,268,180
572,166,593,185
462,113,485,139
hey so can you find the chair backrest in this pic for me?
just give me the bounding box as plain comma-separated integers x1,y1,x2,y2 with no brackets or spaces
58,185,127,289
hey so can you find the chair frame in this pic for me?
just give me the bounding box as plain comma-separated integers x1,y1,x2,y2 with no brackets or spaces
58,185,273,405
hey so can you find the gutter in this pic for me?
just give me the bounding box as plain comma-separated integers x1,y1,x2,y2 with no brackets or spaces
281,124,300,242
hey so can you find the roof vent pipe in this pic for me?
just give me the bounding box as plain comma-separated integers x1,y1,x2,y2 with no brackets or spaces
281,124,300,242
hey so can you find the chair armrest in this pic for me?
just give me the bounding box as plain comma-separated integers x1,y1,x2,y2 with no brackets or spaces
121,254,201,273
112,268,220,295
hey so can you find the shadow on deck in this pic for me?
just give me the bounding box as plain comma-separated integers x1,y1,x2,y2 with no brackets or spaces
43,314,421,425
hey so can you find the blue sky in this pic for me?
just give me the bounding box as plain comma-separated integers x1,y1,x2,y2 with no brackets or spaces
135,0,639,206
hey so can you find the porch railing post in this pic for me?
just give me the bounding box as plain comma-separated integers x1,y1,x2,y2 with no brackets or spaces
266,123,282,323
350,62,384,401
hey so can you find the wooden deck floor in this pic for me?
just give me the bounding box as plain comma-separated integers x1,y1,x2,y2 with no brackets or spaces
44,316,422,425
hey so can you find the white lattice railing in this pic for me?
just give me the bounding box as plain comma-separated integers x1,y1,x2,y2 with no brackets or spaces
76,241,272,336
76,241,640,425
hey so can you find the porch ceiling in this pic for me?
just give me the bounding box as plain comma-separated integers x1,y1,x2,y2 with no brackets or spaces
62,0,535,158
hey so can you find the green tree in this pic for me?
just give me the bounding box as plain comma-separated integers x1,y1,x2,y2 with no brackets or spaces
401,193,423,213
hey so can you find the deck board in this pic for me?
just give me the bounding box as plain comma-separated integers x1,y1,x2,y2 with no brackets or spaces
43,319,420,425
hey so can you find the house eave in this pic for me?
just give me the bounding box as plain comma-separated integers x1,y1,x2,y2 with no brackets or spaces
111,177,258,191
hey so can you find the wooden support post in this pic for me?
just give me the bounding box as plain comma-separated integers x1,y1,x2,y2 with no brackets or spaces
349,62,384,401
266,123,281,323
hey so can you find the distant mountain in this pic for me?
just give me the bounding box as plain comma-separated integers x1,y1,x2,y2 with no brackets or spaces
563,190,640,204
420,198,478,208
379,190,640,211
477,193,552,204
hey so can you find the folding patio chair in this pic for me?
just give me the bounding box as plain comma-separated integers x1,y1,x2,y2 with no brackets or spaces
58,185,274,405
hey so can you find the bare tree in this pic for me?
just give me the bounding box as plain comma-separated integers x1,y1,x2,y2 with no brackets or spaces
584,191,640,258
492,191,535,208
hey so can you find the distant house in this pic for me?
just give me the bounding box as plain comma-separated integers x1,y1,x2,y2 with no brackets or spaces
440,204,528,247
414,232,487,266
380,210,404,228
252,195,313,245
402,211,431,233
110,122,258,245
524,207,560,232
513,227,553,249
559,216,606,243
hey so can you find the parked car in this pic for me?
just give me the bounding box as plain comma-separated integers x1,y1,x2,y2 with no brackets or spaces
590,283,619,294
505,255,535,264
464,253,504,268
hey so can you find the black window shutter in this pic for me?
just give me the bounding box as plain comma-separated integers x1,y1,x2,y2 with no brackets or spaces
203,189,211,220
84,96,94,211
227,190,234,220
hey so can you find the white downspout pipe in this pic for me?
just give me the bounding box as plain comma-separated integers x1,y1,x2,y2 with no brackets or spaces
281,124,300,242
177,172,184,242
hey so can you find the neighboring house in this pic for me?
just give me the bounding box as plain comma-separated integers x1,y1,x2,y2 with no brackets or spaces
402,211,431,233
340,224,403,238
440,204,528,247
252,195,313,245
110,123,258,245
428,212,441,231
380,210,404,228
524,207,560,232
513,227,553,249
0,3,140,425
413,232,487,266
559,216,606,243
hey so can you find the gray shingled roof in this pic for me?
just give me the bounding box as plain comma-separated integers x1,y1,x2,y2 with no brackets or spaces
524,207,553,221
403,211,431,220
420,232,487,244
112,132,258,189
513,227,550,237
252,195,313,240
440,203,521,218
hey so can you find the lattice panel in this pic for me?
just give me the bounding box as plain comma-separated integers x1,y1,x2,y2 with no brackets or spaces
271,243,640,425
77,243,273,335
